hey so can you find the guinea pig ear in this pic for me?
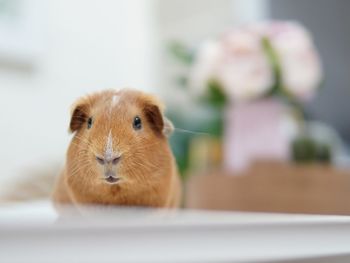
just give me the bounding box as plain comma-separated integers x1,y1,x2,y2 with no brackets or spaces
143,104,165,136
69,101,89,133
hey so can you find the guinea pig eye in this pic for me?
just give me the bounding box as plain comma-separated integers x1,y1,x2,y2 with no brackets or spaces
133,116,142,130
87,117,93,129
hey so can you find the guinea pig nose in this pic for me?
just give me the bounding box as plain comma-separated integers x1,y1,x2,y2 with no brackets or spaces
96,155,121,165
107,156,121,165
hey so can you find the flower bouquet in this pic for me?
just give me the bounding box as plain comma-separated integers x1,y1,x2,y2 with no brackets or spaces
170,21,326,174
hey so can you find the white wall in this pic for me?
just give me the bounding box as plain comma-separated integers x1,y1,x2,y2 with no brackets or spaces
0,0,270,187
155,0,268,105
155,0,234,105
0,0,157,184
232,0,268,23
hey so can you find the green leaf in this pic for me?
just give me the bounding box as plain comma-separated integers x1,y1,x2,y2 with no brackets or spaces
202,80,228,109
291,136,317,163
168,41,194,65
262,37,282,97
315,143,332,163
262,37,307,122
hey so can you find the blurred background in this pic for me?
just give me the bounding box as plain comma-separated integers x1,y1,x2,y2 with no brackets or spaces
1,0,350,214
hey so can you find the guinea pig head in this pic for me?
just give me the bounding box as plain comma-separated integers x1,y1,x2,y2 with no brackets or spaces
66,89,174,203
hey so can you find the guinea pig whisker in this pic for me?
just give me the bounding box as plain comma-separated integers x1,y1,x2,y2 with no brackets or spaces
70,160,93,173
70,159,91,169
123,141,163,152
125,157,159,172
138,142,162,148
174,127,210,135
71,170,93,179
75,151,90,158
69,141,84,148
73,135,91,145
74,138,88,143
70,164,91,176
70,144,89,151
71,140,94,152
74,134,90,141
70,141,91,151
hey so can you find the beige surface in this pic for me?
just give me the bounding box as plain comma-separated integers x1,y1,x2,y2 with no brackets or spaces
186,162,350,215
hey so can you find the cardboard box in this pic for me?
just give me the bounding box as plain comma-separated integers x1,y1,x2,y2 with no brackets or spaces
185,162,350,215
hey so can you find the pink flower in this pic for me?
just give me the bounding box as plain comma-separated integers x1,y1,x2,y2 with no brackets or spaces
189,21,322,102
260,21,323,99
190,27,273,101
217,28,274,101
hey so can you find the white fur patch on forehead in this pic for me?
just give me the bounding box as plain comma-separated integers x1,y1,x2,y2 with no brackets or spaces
105,130,113,160
111,94,120,107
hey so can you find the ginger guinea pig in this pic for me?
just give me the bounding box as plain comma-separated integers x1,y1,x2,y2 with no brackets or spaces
52,89,181,208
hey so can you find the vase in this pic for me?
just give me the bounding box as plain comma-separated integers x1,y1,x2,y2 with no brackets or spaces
223,98,297,172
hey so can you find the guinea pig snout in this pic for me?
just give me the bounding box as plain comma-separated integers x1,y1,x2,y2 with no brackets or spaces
103,170,120,184
95,155,121,166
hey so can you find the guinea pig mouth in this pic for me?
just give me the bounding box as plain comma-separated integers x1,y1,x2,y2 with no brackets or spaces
105,176,120,184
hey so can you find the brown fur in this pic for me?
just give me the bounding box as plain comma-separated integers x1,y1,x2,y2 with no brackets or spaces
52,89,181,208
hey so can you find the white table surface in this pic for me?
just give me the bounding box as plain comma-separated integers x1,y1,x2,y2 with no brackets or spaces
1,201,350,263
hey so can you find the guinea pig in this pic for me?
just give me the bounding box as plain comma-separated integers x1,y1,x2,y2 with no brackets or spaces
52,89,181,208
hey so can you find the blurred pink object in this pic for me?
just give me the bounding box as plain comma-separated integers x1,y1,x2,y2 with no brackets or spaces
264,21,323,100
190,28,273,101
190,20,322,102
224,99,296,172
